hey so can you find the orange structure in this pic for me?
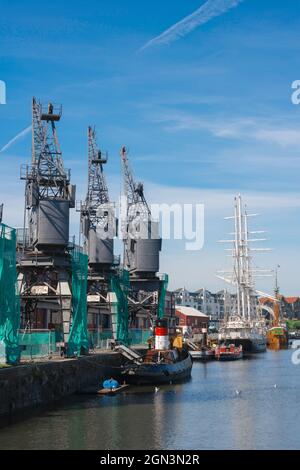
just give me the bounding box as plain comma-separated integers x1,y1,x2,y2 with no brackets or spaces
263,298,288,350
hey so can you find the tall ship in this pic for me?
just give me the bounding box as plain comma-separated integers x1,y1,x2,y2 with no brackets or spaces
217,195,268,353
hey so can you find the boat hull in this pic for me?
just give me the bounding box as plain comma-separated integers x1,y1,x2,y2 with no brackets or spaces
121,354,193,385
98,384,130,396
224,338,266,353
215,345,243,361
189,350,215,361
216,353,243,361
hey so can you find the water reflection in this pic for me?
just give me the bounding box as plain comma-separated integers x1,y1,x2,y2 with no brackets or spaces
0,350,300,450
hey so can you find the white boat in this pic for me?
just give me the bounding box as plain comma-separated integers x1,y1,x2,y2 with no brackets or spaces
219,316,266,353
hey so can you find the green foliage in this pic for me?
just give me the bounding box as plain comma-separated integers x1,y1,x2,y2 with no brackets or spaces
286,320,300,330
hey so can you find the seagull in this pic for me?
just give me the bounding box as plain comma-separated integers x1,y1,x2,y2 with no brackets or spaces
235,389,241,396
274,384,277,389
155,387,160,393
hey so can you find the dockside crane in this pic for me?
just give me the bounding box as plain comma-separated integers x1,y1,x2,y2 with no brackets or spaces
120,146,160,275
80,126,114,266
18,98,76,352
79,127,126,345
120,146,167,326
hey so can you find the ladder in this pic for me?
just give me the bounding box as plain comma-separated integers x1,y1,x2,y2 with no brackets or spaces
115,344,142,364
185,339,199,351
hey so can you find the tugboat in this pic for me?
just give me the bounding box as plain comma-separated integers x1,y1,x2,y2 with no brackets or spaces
119,320,193,385
215,344,243,361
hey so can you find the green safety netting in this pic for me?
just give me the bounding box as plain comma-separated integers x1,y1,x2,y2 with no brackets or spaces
88,329,151,349
129,329,151,345
68,248,89,357
158,274,169,320
0,224,20,364
110,269,130,345
88,330,113,350
19,331,56,358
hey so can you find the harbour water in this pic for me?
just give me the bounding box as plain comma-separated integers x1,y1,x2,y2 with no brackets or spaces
0,350,300,450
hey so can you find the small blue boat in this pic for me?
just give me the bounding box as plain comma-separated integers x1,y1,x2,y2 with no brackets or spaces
102,378,120,390
99,379,129,396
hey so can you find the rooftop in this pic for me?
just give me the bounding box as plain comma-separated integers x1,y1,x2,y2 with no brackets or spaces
284,297,300,304
175,305,209,318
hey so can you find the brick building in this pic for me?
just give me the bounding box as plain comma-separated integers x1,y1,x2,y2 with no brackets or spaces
175,305,209,336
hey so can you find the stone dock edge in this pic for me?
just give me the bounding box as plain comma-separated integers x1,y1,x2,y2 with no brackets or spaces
0,352,124,420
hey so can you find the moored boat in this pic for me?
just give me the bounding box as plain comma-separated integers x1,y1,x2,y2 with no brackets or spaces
185,337,215,361
189,347,215,361
267,326,288,350
219,318,267,353
98,384,130,396
217,195,268,354
215,344,243,361
263,296,288,350
119,320,193,385
121,348,192,385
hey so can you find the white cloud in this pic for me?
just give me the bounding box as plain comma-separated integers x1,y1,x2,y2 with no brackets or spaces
151,110,300,148
254,129,300,146
144,182,300,211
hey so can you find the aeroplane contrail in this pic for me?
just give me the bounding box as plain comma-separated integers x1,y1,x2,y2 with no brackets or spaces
140,0,244,51
0,125,32,154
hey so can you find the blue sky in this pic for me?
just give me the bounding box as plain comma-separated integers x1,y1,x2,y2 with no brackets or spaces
1,0,300,294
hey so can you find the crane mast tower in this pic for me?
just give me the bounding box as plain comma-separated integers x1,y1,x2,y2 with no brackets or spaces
120,146,166,326
18,98,76,351
79,127,118,340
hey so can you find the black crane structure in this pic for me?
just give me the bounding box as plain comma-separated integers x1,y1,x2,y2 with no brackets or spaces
78,127,119,345
4,98,173,354
18,98,75,350
120,146,166,327
30,98,70,201
120,146,154,271
80,126,111,238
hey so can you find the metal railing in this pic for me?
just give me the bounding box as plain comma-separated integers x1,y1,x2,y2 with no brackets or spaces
18,329,61,359
88,328,152,350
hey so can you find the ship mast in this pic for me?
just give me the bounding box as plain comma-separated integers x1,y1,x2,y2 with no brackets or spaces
217,194,272,323
273,265,281,326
